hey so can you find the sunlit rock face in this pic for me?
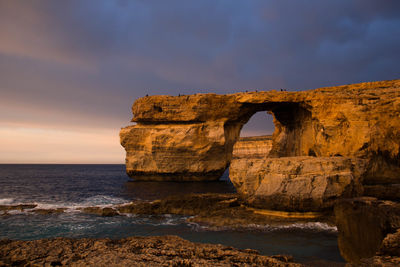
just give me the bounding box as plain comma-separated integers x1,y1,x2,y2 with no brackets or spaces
120,94,244,181
230,156,366,211
120,121,236,181
232,136,273,159
120,80,400,201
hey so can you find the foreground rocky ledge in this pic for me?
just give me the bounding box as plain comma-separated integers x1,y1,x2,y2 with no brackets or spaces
0,235,301,267
3,194,400,265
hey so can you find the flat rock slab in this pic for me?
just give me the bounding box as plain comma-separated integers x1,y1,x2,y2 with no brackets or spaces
0,235,302,267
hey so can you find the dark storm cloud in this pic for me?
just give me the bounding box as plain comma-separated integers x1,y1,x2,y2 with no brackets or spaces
0,0,399,129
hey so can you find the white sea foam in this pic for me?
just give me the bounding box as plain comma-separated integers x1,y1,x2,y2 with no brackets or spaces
67,224,94,231
188,221,338,233
79,195,128,207
276,222,338,232
0,198,15,205
123,214,188,226
34,195,130,209
159,215,187,226
0,195,133,214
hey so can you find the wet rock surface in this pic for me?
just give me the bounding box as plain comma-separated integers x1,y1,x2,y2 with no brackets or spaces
0,235,302,267
0,193,334,229
116,193,334,228
117,193,239,216
79,207,120,217
0,204,37,211
30,208,67,215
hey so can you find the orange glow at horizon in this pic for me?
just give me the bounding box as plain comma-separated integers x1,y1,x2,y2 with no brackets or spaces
0,126,125,164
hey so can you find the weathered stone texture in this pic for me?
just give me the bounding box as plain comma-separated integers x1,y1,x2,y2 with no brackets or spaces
232,135,273,159
230,156,365,211
121,80,400,181
120,122,234,180
121,80,400,209
0,235,302,267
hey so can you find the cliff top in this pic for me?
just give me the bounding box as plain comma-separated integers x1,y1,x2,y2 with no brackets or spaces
131,79,400,123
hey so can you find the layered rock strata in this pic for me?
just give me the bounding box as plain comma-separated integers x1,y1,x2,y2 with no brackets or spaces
120,80,400,208
230,156,366,211
232,135,273,159
120,121,233,181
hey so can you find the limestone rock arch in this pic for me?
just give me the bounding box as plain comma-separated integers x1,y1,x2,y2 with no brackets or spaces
120,80,400,210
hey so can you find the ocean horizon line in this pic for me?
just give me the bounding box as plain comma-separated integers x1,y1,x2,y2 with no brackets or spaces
0,163,125,165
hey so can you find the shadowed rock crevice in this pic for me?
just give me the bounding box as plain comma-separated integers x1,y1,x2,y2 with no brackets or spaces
335,198,400,264
267,103,313,158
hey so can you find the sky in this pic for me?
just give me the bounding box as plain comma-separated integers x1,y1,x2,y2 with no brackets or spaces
0,0,399,163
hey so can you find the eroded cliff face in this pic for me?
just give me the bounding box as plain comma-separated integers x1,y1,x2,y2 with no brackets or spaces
120,121,235,180
120,80,400,205
230,156,366,211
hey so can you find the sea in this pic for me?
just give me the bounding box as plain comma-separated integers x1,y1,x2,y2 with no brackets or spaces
0,164,344,265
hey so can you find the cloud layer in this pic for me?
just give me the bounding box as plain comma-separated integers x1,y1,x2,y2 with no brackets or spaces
0,0,399,162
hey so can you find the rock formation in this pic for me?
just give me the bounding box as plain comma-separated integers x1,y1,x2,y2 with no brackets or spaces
334,197,400,263
0,235,301,266
232,135,273,159
121,79,400,209
230,156,365,211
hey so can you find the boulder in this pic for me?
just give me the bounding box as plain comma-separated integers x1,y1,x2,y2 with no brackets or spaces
230,156,365,211
334,197,400,263
380,229,400,257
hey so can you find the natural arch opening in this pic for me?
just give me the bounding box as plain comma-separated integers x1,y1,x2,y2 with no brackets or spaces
230,111,275,162
240,111,275,137
223,102,313,182
231,102,313,161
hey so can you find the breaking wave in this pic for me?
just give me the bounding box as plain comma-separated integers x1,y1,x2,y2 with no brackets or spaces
0,195,132,213
189,221,337,233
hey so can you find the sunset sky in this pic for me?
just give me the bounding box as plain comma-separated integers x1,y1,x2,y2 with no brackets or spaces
1,1,399,163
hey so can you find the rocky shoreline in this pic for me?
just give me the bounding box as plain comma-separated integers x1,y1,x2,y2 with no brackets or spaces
2,193,399,266
0,193,335,228
0,193,335,266
0,235,301,267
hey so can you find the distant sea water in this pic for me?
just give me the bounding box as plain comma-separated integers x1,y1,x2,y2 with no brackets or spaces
0,164,344,264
